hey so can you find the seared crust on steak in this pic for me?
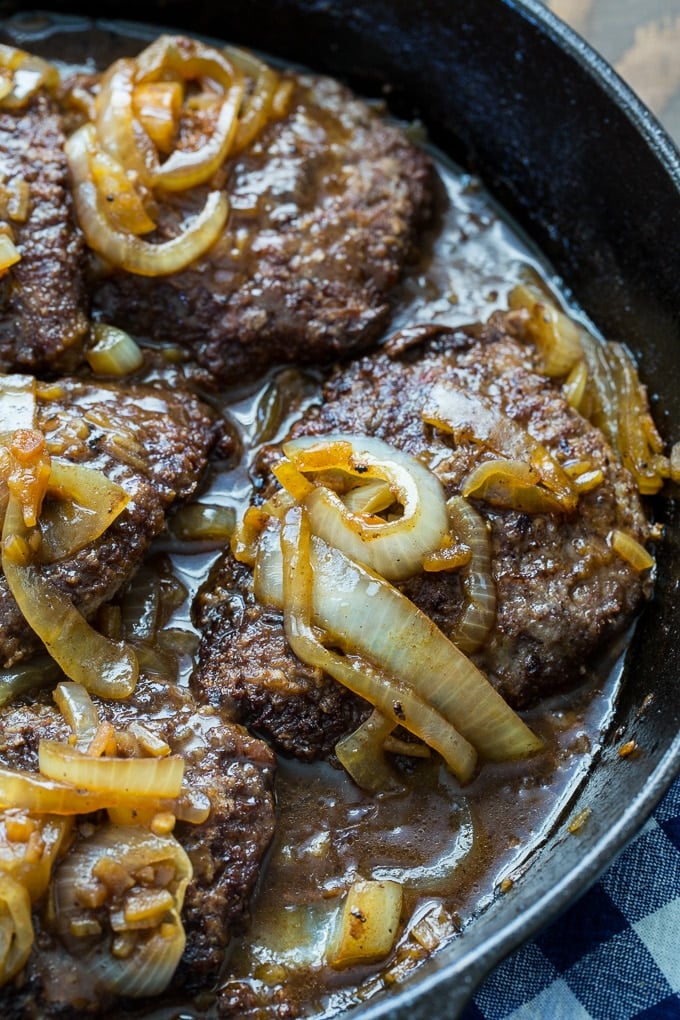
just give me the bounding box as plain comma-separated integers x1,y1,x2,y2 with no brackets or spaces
0,377,216,667
194,317,652,759
92,73,434,383
0,682,276,1014
0,93,89,373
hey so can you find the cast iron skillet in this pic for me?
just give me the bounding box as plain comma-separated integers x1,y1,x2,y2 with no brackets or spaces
3,1,680,1016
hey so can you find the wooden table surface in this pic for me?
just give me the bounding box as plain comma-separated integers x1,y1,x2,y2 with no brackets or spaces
543,0,680,144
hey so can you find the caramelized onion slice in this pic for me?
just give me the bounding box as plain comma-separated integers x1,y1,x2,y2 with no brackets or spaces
445,497,496,653
462,459,565,514
53,682,99,750
96,57,158,186
508,283,583,377
335,710,403,794
66,124,229,276
52,823,191,997
282,434,449,581
38,741,184,799
0,811,71,902
2,489,139,699
258,515,541,764
0,43,58,110
424,383,577,511
277,508,477,783
0,874,33,987
38,459,130,564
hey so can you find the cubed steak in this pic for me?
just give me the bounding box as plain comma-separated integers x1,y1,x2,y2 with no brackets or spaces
0,92,89,373
0,679,276,1016
0,375,216,667
194,317,652,760
92,72,434,383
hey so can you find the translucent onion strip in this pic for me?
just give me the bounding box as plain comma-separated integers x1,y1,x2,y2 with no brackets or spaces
0,764,194,819
282,434,449,580
257,516,542,764
508,283,583,377
446,497,496,653
462,459,565,514
0,812,71,902
38,459,130,563
608,530,655,572
335,709,402,793
423,383,577,511
0,874,33,987
53,682,100,750
2,489,139,700
66,124,229,276
278,508,478,783
38,741,184,799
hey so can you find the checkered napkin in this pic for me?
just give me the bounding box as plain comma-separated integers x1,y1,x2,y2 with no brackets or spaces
461,774,680,1020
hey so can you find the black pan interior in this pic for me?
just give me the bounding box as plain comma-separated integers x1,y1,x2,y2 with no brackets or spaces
1,1,679,1016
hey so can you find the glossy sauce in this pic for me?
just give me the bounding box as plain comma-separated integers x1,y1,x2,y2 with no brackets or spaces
0,13,631,1018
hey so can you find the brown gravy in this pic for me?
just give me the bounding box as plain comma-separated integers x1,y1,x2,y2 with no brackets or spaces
0,12,632,1017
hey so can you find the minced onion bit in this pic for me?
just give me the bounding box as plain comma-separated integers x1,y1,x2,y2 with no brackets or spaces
240,432,542,787
65,34,289,275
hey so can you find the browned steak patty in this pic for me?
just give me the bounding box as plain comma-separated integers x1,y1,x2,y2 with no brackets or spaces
194,318,652,759
0,678,276,1015
92,73,434,383
0,92,89,373
0,376,216,667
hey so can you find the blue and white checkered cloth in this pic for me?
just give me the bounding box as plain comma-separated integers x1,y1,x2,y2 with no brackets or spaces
462,775,680,1020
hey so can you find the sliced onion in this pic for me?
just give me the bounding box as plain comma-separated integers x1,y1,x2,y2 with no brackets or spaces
462,459,565,514
258,516,541,763
87,323,145,377
224,45,282,153
38,741,184,799
6,429,51,528
37,458,130,564
608,529,655,572
423,383,577,511
335,709,403,793
445,497,496,653
0,234,20,275
0,812,71,902
66,124,229,276
604,343,669,495
95,58,158,187
88,148,156,236
282,434,449,581
133,35,244,192
277,508,478,783
152,80,243,191
0,874,33,987
52,823,190,997
2,488,139,699
132,81,183,154
508,284,583,377
0,657,61,708
53,682,100,749
562,359,589,410
0,43,59,110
